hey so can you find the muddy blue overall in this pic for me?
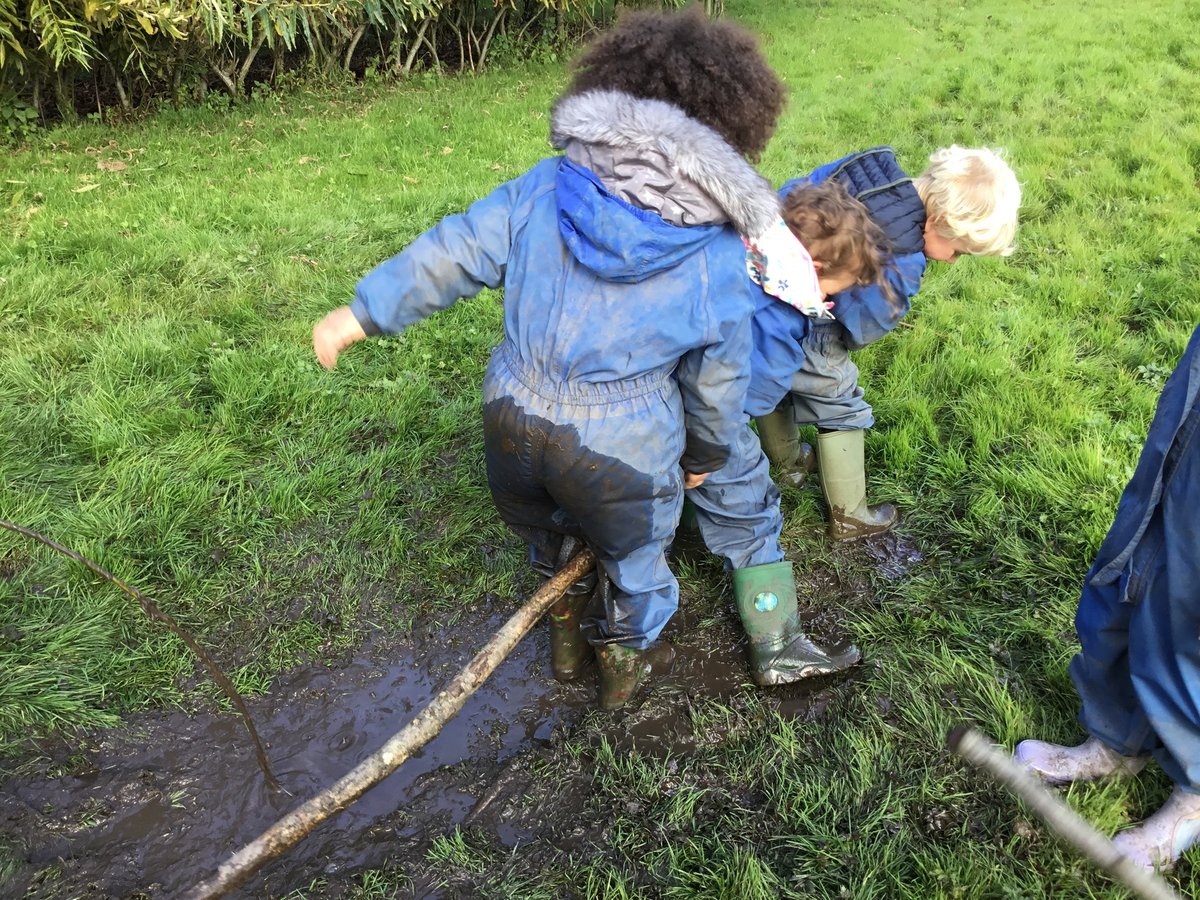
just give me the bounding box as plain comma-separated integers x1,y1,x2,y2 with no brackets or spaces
352,91,779,650
1070,324,1200,792
685,286,798,571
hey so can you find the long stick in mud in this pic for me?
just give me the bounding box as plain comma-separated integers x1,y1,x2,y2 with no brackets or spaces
0,518,280,792
185,548,597,900
947,726,1179,900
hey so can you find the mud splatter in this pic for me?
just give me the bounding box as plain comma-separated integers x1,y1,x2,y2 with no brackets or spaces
862,531,927,581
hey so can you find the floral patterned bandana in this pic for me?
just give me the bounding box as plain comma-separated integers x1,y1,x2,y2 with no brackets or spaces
744,217,834,320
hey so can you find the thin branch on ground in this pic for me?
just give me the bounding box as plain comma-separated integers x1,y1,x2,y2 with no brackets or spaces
0,518,280,793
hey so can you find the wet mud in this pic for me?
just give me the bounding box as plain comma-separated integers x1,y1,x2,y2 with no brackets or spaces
861,531,927,582
1,535,910,899
1,594,789,898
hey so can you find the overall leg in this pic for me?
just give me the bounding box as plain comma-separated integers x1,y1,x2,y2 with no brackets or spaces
1013,573,1153,783
689,421,860,684
1112,566,1200,871
542,394,684,709
547,420,682,650
483,392,594,681
1113,420,1200,871
689,420,785,572
789,324,895,540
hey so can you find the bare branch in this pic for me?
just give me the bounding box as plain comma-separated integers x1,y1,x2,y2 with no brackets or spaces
0,519,280,793
186,550,597,899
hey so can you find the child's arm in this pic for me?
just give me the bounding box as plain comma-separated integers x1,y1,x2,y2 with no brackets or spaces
829,250,926,350
675,310,753,478
313,166,552,367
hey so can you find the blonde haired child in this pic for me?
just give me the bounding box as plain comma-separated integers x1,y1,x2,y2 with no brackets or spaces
916,145,1022,260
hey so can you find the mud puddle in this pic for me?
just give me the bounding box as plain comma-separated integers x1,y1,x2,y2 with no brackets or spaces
862,531,927,582
1,592,781,898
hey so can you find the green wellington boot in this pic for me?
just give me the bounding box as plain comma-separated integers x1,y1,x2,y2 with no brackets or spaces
755,407,817,487
542,537,595,682
594,642,677,710
733,561,861,685
815,429,898,541
549,590,593,681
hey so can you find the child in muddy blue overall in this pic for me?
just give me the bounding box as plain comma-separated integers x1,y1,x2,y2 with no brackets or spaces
1014,324,1200,873
687,181,891,686
312,8,789,710
756,146,1021,540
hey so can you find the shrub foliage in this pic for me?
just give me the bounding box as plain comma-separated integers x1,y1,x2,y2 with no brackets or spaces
0,0,710,121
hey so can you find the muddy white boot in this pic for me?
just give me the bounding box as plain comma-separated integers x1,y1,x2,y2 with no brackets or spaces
1013,735,1148,785
1111,786,1200,872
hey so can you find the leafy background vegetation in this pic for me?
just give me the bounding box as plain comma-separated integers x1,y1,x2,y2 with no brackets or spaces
0,0,705,128
3,0,1200,895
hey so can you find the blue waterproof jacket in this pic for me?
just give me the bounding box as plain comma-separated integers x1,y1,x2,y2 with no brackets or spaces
1088,326,1200,589
746,148,929,415
351,109,774,473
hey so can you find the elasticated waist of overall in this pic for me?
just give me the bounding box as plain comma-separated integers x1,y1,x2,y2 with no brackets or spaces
809,318,841,330
496,342,674,406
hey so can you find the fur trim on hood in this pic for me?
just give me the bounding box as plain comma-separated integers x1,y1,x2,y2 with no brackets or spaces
550,89,780,237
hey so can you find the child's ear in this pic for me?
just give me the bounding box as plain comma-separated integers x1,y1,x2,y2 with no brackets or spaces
812,260,824,273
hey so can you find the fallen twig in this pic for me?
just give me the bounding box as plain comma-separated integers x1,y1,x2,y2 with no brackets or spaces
186,549,597,899
0,519,280,792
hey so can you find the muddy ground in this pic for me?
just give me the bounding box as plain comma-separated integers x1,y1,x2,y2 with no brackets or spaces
0,533,923,899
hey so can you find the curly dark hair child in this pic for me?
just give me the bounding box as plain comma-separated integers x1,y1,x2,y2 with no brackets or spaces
782,181,890,292
560,5,786,161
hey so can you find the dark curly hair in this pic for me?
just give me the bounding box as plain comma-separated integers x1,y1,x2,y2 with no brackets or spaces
561,6,786,160
783,181,890,293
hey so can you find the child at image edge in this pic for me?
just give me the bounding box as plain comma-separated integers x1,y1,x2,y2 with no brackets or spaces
1015,323,1200,874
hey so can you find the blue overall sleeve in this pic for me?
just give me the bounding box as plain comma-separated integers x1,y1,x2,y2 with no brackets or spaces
829,251,927,349
745,295,810,417
676,308,753,475
350,174,527,335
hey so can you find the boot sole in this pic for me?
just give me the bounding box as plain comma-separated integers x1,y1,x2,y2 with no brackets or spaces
753,649,862,685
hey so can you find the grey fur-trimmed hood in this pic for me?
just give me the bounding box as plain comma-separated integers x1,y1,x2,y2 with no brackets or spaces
550,89,780,237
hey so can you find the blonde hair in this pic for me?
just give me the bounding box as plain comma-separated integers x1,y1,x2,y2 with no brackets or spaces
914,146,1021,257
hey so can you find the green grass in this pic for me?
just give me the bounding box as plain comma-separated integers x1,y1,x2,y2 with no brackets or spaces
3,0,1200,895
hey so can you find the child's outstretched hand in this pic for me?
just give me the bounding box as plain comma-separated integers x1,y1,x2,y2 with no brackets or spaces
684,471,710,489
313,306,367,369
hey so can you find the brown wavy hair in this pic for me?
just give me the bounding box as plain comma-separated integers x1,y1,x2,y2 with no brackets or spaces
783,181,890,291
561,6,786,160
